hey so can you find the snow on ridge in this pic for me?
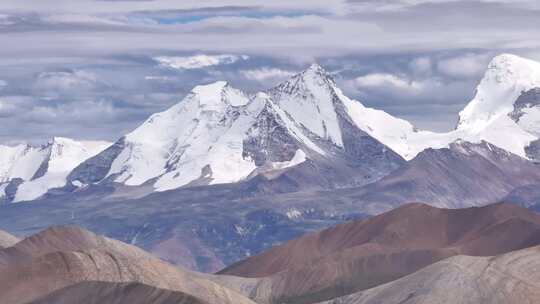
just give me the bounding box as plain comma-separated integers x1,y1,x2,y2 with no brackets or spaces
109,81,257,189
14,54,537,198
338,53,540,161
104,67,347,191
457,54,540,132
269,62,344,147
12,138,111,202
0,144,47,183
0,137,111,202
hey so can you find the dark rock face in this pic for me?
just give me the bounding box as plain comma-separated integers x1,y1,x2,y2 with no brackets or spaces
242,103,300,166
67,138,126,185
509,88,540,162
526,139,540,162
509,88,540,122
504,184,540,208
334,97,404,180
1,178,24,203
30,150,51,181
340,141,540,212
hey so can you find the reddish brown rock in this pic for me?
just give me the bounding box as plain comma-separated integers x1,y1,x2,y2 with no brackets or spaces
219,203,540,303
0,226,256,304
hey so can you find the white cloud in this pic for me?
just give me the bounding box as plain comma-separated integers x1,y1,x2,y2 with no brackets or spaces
0,1,343,15
41,13,125,25
241,68,294,81
34,70,104,92
154,54,249,70
355,73,424,91
0,96,29,117
409,57,432,76
0,14,14,25
24,99,117,123
437,54,490,78
144,75,172,81
0,80,6,89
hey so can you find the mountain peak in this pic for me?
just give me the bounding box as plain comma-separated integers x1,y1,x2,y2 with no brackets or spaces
190,81,249,108
305,62,327,74
302,63,333,83
192,80,228,94
457,54,540,132
49,136,77,147
270,63,334,97
489,53,537,69
485,53,540,86
267,62,343,146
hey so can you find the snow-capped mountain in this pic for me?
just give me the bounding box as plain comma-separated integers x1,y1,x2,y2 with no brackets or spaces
69,64,405,192
14,53,540,199
0,137,110,202
340,53,540,161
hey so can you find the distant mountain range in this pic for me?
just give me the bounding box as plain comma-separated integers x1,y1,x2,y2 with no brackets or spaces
0,137,110,202
67,63,405,194
1,54,539,203
1,53,540,274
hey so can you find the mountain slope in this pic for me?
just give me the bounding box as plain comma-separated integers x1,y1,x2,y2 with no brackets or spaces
0,225,154,268
0,226,256,304
219,203,540,304
320,245,540,304
30,282,210,304
337,140,540,213
69,65,404,193
0,230,18,248
0,137,110,203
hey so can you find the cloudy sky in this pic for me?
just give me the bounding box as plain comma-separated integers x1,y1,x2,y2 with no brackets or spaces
0,0,539,144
